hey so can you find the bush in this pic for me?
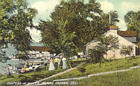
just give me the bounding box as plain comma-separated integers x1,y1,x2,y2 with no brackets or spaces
132,55,136,59
0,75,7,80
133,62,138,66
18,74,24,78
20,76,34,83
20,77,34,83
35,67,43,71
70,59,87,67
77,66,86,73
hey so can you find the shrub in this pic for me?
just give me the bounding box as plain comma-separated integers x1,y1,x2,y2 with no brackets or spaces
77,66,86,73
0,75,7,80
20,76,34,83
70,59,87,67
133,62,138,66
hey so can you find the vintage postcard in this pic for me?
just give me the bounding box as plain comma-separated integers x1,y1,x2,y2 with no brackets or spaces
0,0,140,86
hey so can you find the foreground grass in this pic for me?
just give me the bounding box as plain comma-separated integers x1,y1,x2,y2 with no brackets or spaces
78,68,140,86
0,67,63,86
46,56,140,81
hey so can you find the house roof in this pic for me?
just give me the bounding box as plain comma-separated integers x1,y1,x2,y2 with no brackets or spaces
106,30,137,46
31,46,49,51
117,31,137,37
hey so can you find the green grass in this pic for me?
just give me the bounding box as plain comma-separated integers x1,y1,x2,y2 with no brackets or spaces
78,68,140,86
45,56,140,81
0,67,63,86
71,58,87,62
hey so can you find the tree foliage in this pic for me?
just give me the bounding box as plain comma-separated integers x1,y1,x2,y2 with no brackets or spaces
125,11,140,31
39,0,119,58
124,11,140,39
89,35,119,64
0,0,37,56
109,11,119,25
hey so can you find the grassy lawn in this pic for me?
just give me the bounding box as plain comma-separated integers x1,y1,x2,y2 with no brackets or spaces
0,67,63,86
78,68,140,86
46,56,140,81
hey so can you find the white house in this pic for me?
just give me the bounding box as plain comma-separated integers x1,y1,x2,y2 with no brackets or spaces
86,26,138,59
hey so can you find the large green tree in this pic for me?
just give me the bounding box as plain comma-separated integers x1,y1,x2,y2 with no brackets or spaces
39,0,119,58
124,11,140,39
109,11,119,25
0,0,37,59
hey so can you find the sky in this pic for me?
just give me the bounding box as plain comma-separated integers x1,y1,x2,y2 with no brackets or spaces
26,0,140,42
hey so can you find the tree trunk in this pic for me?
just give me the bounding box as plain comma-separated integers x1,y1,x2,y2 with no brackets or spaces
67,60,72,68
99,61,102,68
99,58,103,68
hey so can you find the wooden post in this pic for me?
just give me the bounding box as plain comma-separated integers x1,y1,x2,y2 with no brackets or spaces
52,81,55,86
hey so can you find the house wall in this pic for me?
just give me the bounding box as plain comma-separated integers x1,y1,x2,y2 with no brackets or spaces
105,30,137,59
86,29,137,59
104,48,135,59
104,49,124,59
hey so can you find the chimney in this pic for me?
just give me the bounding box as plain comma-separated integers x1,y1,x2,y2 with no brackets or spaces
109,26,118,30
109,25,118,34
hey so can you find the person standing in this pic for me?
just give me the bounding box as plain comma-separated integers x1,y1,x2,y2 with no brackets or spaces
44,61,47,70
49,58,55,71
8,64,12,75
58,58,63,69
62,57,68,70
21,67,25,73
54,58,59,69
5,66,10,76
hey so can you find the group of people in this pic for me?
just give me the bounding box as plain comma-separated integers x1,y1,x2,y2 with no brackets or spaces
19,57,68,73
49,57,68,71
3,57,68,75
